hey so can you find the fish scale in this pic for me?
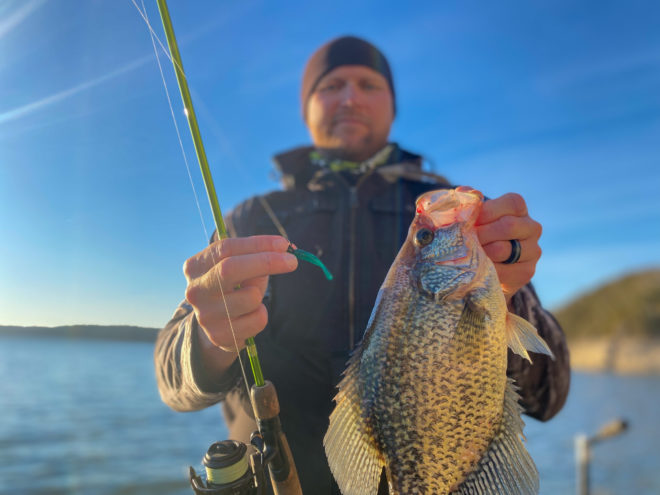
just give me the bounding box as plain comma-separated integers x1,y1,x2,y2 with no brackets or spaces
382,278,505,493
324,188,553,495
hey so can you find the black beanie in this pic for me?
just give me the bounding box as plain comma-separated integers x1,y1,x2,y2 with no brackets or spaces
300,36,396,120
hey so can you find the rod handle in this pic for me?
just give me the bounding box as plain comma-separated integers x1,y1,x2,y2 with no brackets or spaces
270,432,302,495
251,381,302,495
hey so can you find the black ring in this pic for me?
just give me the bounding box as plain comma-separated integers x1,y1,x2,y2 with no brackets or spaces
503,239,522,264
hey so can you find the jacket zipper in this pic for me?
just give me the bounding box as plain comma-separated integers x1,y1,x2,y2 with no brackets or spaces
347,170,378,349
330,166,379,350
348,185,358,348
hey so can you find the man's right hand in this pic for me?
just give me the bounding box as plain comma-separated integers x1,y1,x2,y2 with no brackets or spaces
183,235,298,374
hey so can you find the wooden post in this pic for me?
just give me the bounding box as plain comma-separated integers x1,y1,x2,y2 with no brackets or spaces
575,433,589,495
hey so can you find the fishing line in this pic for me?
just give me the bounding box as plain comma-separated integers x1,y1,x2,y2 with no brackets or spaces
137,1,208,240
130,0,184,77
257,196,288,239
134,0,253,402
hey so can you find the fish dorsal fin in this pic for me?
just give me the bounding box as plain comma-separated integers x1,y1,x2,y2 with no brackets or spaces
505,313,554,363
324,358,384,495
452,379,539,495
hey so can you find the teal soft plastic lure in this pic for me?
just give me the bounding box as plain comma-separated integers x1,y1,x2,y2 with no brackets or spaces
287,244,333,281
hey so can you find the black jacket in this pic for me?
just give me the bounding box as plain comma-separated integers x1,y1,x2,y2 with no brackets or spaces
154,144,570,494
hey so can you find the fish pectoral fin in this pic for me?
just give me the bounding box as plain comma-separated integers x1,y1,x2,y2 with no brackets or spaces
324,361,384,495
505,313,554,363
457,298,489,337
453,379,539,495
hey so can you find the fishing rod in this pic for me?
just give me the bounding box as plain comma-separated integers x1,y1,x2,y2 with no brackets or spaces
153,1,307,493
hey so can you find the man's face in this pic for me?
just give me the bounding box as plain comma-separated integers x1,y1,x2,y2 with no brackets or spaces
306,65,394,162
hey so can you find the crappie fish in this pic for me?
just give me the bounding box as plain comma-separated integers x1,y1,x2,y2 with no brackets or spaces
324,188,553,495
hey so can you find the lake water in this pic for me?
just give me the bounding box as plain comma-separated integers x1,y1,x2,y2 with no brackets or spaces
1,336,658,495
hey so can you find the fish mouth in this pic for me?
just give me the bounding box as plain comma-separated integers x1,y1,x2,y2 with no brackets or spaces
435,255,469,266
415,188,483,228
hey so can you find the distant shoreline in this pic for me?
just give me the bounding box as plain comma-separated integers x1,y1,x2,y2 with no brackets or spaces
4,326,659,374
568,337,660,374
0,324,160,342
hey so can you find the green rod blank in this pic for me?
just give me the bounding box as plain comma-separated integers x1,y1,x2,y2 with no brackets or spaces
156,0,227,239
156,0,264,387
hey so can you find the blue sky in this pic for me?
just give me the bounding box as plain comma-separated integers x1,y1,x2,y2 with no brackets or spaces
1,0,659,327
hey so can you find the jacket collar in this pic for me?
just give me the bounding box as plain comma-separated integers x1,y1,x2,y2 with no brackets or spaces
272,143,423,190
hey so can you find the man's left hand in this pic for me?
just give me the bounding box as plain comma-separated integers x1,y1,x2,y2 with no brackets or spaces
474,192,542,303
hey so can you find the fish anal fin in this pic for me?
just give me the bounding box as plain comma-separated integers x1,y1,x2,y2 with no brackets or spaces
506,313,554,363
324,361,384,495
452,379,539,495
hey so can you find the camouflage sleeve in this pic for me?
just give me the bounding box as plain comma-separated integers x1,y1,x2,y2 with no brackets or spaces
506,284,571,421
153,299,243,412
154,205,255,413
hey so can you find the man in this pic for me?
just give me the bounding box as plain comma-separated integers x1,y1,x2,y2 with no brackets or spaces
155,36,570,494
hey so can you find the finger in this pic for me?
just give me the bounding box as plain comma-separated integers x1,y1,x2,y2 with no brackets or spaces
184,235,290,279
493,261,537,300
476,215,542,246
482,239,541,264
185,253,292,306
241,275,269,295
185,250,295,309
477,193,527,226
203,251,297,293
193,284,266,317
201,305,269,350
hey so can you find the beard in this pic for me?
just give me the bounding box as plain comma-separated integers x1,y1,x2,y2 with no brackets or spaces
310,109,391,162
318,129,381,162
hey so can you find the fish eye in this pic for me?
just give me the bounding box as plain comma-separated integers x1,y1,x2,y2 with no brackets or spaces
414,228,434,247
